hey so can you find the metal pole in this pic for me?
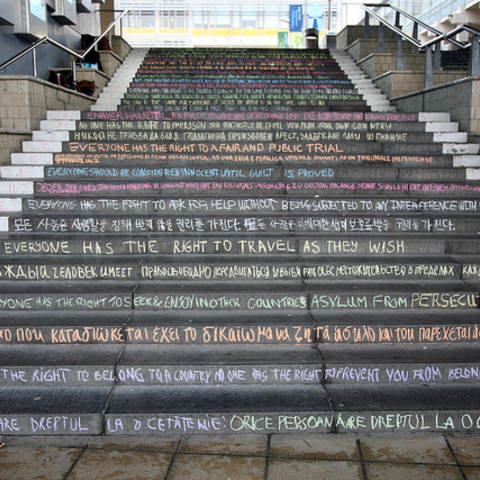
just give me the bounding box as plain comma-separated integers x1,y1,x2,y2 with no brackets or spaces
378,22,385,53
434,42,442,71
411,22,418,54
396,33,404,70
364,12,370,39
425,45,434,88
395,16,403,70
32,48,37,77
328,0,332,30
469,33,480,76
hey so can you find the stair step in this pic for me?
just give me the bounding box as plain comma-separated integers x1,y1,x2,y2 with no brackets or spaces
443,144,479,155
32,131,70,142
0,46,479,436
454,155,480,167
0,256,466,282
39,120,76,131
22,142,63,153
0,166,44,179
10,153,53,166
46,111,81,121
0,235,452,256
419,112,451,122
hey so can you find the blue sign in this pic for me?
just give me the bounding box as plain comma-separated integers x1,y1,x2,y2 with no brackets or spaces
289,5,303,32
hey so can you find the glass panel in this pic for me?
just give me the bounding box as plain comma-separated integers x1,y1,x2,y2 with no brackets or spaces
242,8,256,28
177,11,185,28
265,11,278,29
142,11,155,29
193,8,203,28
217,8,231,28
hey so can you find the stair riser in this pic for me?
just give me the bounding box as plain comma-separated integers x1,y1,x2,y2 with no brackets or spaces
30,181,480,198
52,152,453,167
0,291,476,312
0,262,463,282
68,131,436,143
0,237,447,255
19,195,479,212
8,216,478,234
0,363,477,387
38,167,465,182
1,45,479,434
82,110,418,122
0,323,479,345
1,410,480,435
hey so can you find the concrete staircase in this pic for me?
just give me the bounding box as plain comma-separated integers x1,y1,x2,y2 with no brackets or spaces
331,49,396,113
0,47,479,436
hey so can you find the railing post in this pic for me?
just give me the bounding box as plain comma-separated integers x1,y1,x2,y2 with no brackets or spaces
425,45,434,89
469,33,480,76
396,34,404,70
364,11,370,39
395,11,401,29
32,48,37,77
378,22,385,53
411,22,418,54
434,42,442,71
394,13,404,70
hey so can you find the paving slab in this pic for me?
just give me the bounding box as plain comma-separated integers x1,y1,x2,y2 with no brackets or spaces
178,434,267,455
364,462,464,479
447,434,480,466
168,453,266,480
0,445,83,480
463,467,480,478
359,433,456,463
270,433,360,460
68,449,173,480
87,435,181,452
267,458,364,479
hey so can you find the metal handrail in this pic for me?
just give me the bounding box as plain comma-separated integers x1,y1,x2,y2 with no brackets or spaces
0,9,130,75
423,23,480,50
364,3,444,39
362,5,421,48
361,3,480,88
362,3,465,50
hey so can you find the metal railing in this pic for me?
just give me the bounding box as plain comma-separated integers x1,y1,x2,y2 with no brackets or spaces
0,9,130,78
361,3,480,89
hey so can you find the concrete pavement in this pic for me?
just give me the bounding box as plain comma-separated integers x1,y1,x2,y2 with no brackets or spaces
0,433,479,479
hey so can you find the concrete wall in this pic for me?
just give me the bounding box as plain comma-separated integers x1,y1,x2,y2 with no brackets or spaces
347,39,416,63
358,53,426,79
111,36,132,61
336,25,396,50
0,130,31,165
393,77,480,134
0,0,82,80
375,71,466,99
0,76,95,164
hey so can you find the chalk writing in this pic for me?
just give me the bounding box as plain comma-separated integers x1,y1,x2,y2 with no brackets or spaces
10,215,468,234
0,238,436,256
23,197,478,214
0,261,450,282
53,151,439,165
84,110,417,122
0,411,478,435
0,324,479,345
0,364,477,386
102,411,480,435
